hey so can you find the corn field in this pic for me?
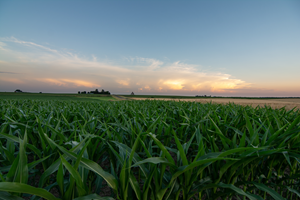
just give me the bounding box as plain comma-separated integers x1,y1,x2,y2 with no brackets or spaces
0,99,299,200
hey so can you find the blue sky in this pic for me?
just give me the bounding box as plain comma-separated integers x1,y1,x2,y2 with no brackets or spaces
0,0,300,96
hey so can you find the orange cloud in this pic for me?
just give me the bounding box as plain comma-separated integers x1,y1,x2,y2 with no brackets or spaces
61,79,100,88
37,78,100,88
162,80,184,90
42,78,66,86
0,77,24,84
116,80,130,86
210,79,250,93
144,86,151,90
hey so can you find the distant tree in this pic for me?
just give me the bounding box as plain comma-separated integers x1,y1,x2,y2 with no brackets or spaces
14,89,23,93
78,91,81,94
131,92,135,95
91,89,110,94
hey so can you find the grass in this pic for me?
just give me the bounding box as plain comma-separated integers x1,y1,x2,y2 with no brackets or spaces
0,98,299,199
0,92,116,101
78,96,116,101
123,94,300,99
122,95,199,99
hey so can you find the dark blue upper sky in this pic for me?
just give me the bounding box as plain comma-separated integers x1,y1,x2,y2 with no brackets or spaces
0,0,300,96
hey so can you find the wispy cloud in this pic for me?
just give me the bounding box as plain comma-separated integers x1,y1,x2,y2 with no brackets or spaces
129,57,164,70
0,71,19,74
2,37,58,54
1,77,25,84
36,78,101,88
0,37,256,95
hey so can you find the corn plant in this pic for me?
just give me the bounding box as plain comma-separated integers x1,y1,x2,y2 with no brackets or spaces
0,99,299,199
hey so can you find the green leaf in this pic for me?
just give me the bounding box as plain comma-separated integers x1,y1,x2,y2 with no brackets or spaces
38,138,87,188
208,116,230,149
107,142,142,200
218,147,264,158
265,124,288,146
111,141,149,177
146,114,162,133
285,114,300,133
42,123,67,142
6,155,19,182
218,182,258,200
128,133,140,168
17,130,28,184
172,130,188,166
142,166,156,200
131,157,176,168
120,159,129,200
239,130,247,147
0,182,59,200
28,154,53,171
73,193,114,200
60,155,87,196
286,186,300,198
170,157,237,184
244,112,254,138
214,160,238,184
0,191,24,200
148,133,175,165
0,132,19,143
57,161,64,196
282,151,292,167
253,183,285,200
43,134,118,193
0,141,15,165
129,173,142,200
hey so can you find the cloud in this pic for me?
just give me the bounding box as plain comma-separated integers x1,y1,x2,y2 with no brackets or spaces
0,37,255,95
0,41,7,49
2,37,58,54
116,79,130,86
0,71,19,74
37,78,67,86
131,57,164,70
162,80,184,90
1,77,25,84
36,78,100,88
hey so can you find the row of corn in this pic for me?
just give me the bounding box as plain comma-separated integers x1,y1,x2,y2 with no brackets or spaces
0,99,299,200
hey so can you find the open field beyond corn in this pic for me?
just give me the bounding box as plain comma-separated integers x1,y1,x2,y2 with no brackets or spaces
131,98,300,110
0,99,299,200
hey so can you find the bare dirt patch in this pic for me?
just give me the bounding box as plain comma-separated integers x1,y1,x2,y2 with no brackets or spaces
132,98,300,110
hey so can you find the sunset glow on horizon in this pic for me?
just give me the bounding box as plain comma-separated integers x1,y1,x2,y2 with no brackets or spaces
0,1,299,97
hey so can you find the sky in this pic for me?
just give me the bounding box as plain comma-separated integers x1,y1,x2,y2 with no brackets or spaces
0,0,300,97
